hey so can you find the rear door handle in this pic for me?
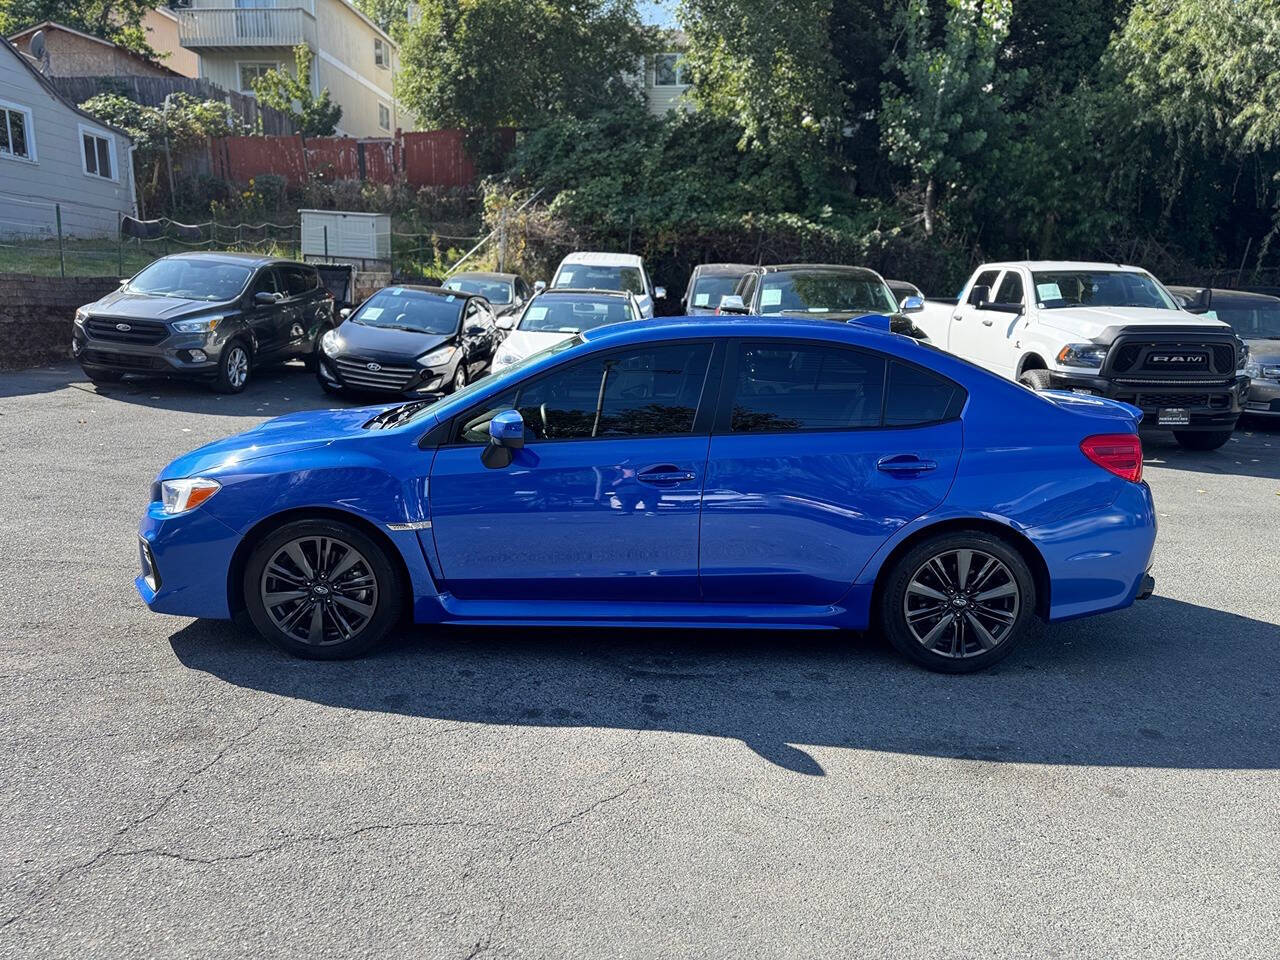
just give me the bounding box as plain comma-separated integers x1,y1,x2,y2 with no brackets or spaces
638,464,697,485
981,318,994,326
877,454,938,475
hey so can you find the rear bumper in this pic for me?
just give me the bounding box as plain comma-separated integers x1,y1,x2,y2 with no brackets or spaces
1045,370,1248,431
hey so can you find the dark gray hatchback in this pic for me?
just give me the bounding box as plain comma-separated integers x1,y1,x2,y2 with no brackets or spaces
72,252,335,393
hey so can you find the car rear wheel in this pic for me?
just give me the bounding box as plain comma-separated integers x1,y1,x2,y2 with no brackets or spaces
1018,368,1053,391
242,519,403,659
1173,429,1232,451
879,532,1038,673
213,340,251,394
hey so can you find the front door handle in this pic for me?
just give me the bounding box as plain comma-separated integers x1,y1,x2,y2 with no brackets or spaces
982,318,994,326
877,454,938,475
637,464,697,486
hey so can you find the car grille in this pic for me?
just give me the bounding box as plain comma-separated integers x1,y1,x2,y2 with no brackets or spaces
82,349,163,371
1136,393,1230,409
1107,338,1236,379
332,356,419,392
84,317,169,345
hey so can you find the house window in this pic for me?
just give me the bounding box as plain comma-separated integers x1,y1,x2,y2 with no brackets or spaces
653,53,689,87
0,102,35,162
378,103,391,131
80,127,115,180
238,62,279,94
374,38,389,69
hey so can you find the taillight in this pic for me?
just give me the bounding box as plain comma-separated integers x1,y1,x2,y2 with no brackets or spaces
1080,433,1143,483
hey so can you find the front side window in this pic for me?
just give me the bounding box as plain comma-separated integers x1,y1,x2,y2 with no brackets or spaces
518,295,634,333
654,53,689,86
349,288,462,335
730,343,885,432
994,271,1024,305
0,104,34,161
127,258,253,301
757,272,897,316
81,130,113,180
554,264,645,295
1030,270,1176,310
281,267,313,297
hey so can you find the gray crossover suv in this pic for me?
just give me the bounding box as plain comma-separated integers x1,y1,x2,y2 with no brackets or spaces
73,253,335,393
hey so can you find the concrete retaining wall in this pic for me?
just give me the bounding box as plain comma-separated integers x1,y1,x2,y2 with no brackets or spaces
0,275,121,370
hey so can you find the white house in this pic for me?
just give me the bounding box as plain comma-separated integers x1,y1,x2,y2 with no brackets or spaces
643,33,691,116
0,37,137,239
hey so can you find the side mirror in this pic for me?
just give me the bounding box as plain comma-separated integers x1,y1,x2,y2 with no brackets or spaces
966,284,990,307
1187,287,1212,313
118,278,129,287
534,280,547,294
654,286,667,300
900,295,925,313
717,294,748,315
339,307,352,319
481,409,525,469
255,291,283,305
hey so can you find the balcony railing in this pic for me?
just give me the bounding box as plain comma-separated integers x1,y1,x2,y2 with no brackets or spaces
177,4,317,49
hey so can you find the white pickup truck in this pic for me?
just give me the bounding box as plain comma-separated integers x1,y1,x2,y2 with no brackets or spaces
912,261,1249,450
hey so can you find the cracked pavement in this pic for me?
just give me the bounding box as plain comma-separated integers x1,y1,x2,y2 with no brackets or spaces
2,364,1278,958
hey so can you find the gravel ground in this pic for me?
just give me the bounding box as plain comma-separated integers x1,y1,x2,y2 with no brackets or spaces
2,363,1277,959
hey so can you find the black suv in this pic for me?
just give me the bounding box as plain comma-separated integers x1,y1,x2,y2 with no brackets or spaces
73,253,335,393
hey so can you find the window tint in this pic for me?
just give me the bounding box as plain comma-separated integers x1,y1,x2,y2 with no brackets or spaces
252,269,282,297
994,271,1024,305
282,267,313,297
972,270,1000,296
884,361,962,426
730,343,885,432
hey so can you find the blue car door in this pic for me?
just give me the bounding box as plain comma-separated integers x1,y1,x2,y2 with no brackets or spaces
428,341,717,602
699,340,964,605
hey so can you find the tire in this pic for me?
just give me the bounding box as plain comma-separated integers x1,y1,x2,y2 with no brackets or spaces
303,326,329,372
319,378,347,398
242,519,403,660
1018,368,1053,391
1173,429,1232,451
449,361,467,394
82,367,123,384
213,340,252,394
879,531,1038,674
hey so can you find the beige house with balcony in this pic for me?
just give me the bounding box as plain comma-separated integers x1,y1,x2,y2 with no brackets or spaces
173,0,403,138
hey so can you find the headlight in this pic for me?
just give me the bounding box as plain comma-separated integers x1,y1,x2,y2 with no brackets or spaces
74,308,88,327
1056,343,1108,368
1254,363,1280,380
321,329,343,356
420,345,457,367
160,477,221,515
172,315,222,334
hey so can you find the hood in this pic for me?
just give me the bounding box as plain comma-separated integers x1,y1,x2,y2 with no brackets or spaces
1244,338,1280,363
499,329,576,363
158,405,392,479
87,287,231,322
1038,306,1232,340
334,320,454,361
1036,390,1143,427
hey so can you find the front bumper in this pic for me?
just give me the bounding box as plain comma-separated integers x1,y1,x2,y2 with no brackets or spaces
73,329,224,378
1243,376,1280,415
137,501,241,618
317,353,451,395
1044,369,1248,431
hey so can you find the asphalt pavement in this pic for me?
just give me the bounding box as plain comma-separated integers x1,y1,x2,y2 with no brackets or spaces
1,362,1277,959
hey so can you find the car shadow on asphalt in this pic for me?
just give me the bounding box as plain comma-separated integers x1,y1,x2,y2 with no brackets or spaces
169,595,1279,777
1142,423,1280,480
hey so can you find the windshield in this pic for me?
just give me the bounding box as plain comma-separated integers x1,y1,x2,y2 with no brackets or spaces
1213,303,1280,339
1030,271,1176,310
689,275,743,309
127,258,252,302
759,272,897,315
554,264,645,295
443,276,512,304
401,336,584,425
350,288,462,335
518,296,633,332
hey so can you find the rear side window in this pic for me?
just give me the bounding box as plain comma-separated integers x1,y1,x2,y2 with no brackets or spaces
884,361,962,426
730,343,885,432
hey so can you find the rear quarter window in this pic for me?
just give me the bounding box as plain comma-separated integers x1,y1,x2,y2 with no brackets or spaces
884,361,964,426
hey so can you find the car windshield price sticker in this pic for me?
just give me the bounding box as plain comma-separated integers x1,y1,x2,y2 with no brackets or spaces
526,306,548,322
1036,282,1062,301
694,293,710,306
361,307,383,320
761,287,782,307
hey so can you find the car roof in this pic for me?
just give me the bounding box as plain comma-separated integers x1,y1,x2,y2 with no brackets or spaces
1167,285,1280,305
536,287,632,299
692,262,756,276
448,271,518,283
757,263,884,278
379,284,481,301
979,261,1150,272
557,252,643,268
580,314,906,349
160,251,291,267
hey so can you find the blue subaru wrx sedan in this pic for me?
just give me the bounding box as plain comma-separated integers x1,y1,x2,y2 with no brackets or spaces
138,316,1156,673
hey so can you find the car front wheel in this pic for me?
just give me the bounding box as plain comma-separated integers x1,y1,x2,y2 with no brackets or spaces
213,340,252,394
242,519,403,659
879,532,1038,673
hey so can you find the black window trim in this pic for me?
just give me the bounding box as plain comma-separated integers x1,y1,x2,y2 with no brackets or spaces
711,337,967,436
434,338,724,448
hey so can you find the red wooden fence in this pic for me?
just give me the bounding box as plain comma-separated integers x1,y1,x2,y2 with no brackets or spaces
208,129,515,189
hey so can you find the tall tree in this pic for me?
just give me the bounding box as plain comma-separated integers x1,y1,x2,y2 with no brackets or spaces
352,0,411,35
879,0,1016,235
397,0,653,132
251,45,342,136
0,0,159,57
